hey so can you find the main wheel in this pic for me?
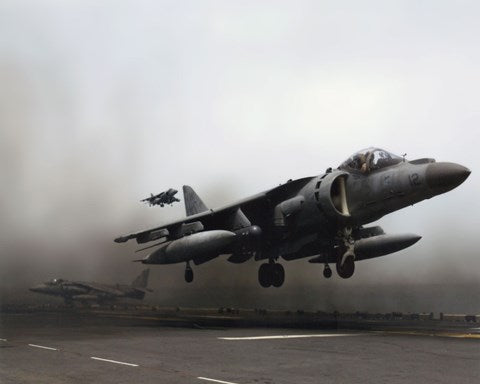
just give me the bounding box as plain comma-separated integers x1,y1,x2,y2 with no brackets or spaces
185,267,194,283
258,263,272,288
336,253,355,279
271,264,285,287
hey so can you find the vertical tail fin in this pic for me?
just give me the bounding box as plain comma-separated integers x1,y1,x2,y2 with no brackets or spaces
183,185,208,216
131,269,149,288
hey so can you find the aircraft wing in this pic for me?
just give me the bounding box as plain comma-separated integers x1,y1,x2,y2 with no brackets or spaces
74,282,124,296
115,192,268,244
115,177,314,244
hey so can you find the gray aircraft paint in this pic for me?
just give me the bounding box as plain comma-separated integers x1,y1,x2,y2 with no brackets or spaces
30,269,151,304
115,148,470,287
141,189,180,207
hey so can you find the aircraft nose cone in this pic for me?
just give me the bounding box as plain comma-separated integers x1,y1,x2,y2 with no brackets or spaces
426,162,471,191
29,285,43,293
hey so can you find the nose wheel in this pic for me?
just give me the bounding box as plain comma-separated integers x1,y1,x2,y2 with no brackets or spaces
258,262,285,288
184,261,194,283
336,251,355,279
335,227,356,279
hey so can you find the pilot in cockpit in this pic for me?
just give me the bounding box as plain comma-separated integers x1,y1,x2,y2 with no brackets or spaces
360,151,373,173
340,148,403,174
350,151,373,173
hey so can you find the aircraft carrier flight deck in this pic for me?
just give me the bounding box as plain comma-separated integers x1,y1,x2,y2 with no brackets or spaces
1,305,478,384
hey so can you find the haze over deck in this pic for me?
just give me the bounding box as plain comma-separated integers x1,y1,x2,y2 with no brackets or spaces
0,1,478,311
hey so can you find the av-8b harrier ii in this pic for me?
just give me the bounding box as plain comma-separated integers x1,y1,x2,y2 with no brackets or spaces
115,148,470,287
141,188,180,207
30,269,151,304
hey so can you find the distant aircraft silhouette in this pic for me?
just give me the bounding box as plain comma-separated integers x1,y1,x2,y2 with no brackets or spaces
141,188,180,207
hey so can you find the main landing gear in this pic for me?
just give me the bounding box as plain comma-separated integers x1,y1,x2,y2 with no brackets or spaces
258,262,285,288
184,261,194,283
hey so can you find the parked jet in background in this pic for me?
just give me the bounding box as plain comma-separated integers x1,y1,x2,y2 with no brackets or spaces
30,269,151,305
115,148,470,288
141,188,180,207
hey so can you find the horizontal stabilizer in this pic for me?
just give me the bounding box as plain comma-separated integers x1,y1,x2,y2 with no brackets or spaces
134,287,154,293
131,269,150,288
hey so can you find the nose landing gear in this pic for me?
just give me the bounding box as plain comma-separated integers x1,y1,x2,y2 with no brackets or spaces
336,252,355,278
336,227,356,279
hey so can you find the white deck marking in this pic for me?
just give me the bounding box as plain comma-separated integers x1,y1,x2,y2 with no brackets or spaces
90,357,139,367
28,344,58,351
198,377,240,384
219,333,359,340
0,338,7,342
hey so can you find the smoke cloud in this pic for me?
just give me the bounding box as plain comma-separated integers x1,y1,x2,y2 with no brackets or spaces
1,1,479,313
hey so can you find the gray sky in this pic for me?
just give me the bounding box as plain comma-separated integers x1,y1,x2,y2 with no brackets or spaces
0,1,478,311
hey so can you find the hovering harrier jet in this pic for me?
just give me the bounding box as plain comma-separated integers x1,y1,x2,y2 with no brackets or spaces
141,188,180,207
115,148,470,288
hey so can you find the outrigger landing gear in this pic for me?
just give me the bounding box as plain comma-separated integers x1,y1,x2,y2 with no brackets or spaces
184,261,194,283
258,261,285,288
323,264,332,278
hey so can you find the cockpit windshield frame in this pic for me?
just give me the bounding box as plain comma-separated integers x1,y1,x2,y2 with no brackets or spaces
339,147,404,173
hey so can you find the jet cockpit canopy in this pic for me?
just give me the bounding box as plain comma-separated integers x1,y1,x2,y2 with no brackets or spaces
48,278,64,285
339,147,404,173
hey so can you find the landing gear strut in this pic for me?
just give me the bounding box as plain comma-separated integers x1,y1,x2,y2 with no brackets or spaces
184,261,194,283
258,262,285,288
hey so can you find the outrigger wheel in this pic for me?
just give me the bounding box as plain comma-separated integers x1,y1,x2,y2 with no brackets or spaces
323,264,332,278
185,261,194,283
